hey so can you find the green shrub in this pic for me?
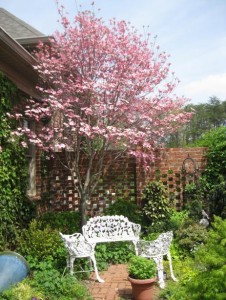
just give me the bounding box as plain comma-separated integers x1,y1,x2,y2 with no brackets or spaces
208,180,226,218
17,220,66,270
128,255,156,279
95,241,134,270
175,221,209,256
167,209,189,231
160,216,226,300
142,208,190,237
141,181,171,226
1,266,93,300
31,265,93,300
0,280,44,300
37,211,81,234
103,198,142,224
195,126,226,217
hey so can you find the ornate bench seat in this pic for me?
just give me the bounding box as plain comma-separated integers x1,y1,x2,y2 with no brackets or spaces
82,215,141,254
60,215,141,283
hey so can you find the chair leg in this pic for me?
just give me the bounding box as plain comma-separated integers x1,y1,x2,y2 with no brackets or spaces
153,256,165,289
90,254,104,283
69,256,75,275
167,251,178,282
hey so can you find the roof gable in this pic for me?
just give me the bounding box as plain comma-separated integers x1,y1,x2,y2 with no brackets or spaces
0,7,45,39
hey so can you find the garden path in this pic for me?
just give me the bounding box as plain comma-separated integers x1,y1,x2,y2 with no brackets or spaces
87,264,160,300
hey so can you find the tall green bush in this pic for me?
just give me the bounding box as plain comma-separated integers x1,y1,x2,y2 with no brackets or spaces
17,220,66,270
37,211,81,234
194,126,226,217
0,72,35,250
160,216,226,300
141,181,171,226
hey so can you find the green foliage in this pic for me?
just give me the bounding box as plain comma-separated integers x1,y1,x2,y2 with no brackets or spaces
1,280,45,300
167,209,189,231
141,181,171,226
143,208,190,237
37,211,81,234
160,259,198,300
95,241,134,270
194,126,226,217
160,217,226,300
208,181,226,218
166,97,226,147
128,255,156,280
0,72,35,250
175,221,209,256
1,266,93,300
195,126,226,182
17,220,66,270
103,198,142,224
30,263,92,300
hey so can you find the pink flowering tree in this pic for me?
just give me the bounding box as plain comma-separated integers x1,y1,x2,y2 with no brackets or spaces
14,7,192,225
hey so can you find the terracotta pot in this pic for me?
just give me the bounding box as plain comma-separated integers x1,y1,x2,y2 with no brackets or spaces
128,276,157,300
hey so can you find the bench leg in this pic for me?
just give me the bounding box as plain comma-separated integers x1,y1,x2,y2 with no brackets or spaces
132,241,139,255
90,254,104,283
153,256,165,289
167,251,178,282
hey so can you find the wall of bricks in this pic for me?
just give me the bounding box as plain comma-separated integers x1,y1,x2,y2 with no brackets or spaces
136,147,208,209
36,147,208,214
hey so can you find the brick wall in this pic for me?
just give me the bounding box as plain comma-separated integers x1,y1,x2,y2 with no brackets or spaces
136,147,208,209
36,147,208,214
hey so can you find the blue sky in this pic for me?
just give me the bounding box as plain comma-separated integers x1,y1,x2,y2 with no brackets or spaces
1,0,226,104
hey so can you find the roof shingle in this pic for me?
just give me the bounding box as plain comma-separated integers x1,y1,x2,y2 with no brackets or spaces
0,7,45,39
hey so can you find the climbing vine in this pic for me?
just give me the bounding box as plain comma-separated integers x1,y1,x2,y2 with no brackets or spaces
0,72,35,250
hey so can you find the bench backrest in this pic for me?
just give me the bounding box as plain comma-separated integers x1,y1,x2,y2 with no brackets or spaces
82,215,141,240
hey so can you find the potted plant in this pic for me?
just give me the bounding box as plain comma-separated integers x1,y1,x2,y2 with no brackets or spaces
128,255,157,300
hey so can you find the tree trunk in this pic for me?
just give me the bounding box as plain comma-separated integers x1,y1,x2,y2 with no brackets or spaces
80,192,89,227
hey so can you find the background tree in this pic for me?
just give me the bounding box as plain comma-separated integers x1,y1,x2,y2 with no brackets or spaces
167,97,226,147
14,6,192,225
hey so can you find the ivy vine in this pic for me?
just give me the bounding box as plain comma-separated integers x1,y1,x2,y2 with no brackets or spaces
0,72,35,250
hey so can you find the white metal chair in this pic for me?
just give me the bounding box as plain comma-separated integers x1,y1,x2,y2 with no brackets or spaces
137,231,178,288
59,232,104,283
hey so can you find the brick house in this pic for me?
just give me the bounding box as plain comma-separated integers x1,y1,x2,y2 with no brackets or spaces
0,8,208,215
0,7,50,200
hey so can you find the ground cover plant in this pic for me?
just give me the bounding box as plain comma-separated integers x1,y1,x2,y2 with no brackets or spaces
1,212,93,299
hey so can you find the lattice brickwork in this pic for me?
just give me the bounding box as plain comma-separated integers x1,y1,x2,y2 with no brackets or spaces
37,147,208,214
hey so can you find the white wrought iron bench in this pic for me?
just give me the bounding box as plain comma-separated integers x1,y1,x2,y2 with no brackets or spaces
60,215,141,283
59,232,104,283
82,215,141,255
137,231,178,288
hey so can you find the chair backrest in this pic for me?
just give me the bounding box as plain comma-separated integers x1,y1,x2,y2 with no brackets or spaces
59,232,92,257
138,231,173,257
156,231,173,255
